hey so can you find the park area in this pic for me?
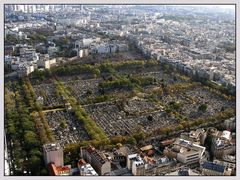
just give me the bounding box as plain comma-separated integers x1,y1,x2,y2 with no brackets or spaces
26,59,235,145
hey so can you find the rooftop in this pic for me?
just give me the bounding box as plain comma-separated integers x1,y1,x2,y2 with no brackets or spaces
174,138,206,156
48,163,71,176
43,143,62,152
202,162,226,173
85,146,109,165
80,163,98,176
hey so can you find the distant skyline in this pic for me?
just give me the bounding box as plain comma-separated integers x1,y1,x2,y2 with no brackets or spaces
196,5,235,9
170,5,235,10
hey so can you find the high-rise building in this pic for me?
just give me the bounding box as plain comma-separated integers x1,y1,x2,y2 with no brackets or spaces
44,5,50,12
81,5,84,12
80,146,111,175
43,143,64,167
210,129,236,159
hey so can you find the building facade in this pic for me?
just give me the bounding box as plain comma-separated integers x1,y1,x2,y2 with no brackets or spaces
80,146,111,175
43,143,64,167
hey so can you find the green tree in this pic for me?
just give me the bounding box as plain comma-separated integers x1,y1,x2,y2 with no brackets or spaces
198,104,208,112
125,136,137,145
93,68,101,77
133,131,146,143
24,131,38,148
111,135,124,144
59,119,67,129
30,148,42,157
29,156,42,175
40,168,48,176
175,124,184,131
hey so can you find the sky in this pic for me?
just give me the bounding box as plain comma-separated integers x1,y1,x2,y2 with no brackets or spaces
179,5,235,10
202,5,235,9
166,5,235,12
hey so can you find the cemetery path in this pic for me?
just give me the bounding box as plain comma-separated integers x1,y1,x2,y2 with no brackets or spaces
42,108,65,113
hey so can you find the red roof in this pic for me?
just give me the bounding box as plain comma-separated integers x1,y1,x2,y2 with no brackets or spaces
47,163,70,176
147,150,155,156
161,139,174,146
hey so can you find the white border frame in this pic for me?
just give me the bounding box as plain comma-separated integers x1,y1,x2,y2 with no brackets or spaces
0,0,239,180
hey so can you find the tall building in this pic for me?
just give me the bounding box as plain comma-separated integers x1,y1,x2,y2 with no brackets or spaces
177,149,200,165
224,117,236,131
164,138,206,165
81,5,84,12
43,143,64,167
80,146,111,175
32,5,37,13
180,128,206,145
127,154,145,175
5,5,14,12
127,154,140,170
210,129,236,159
23,5,28,13
17,63,34,78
